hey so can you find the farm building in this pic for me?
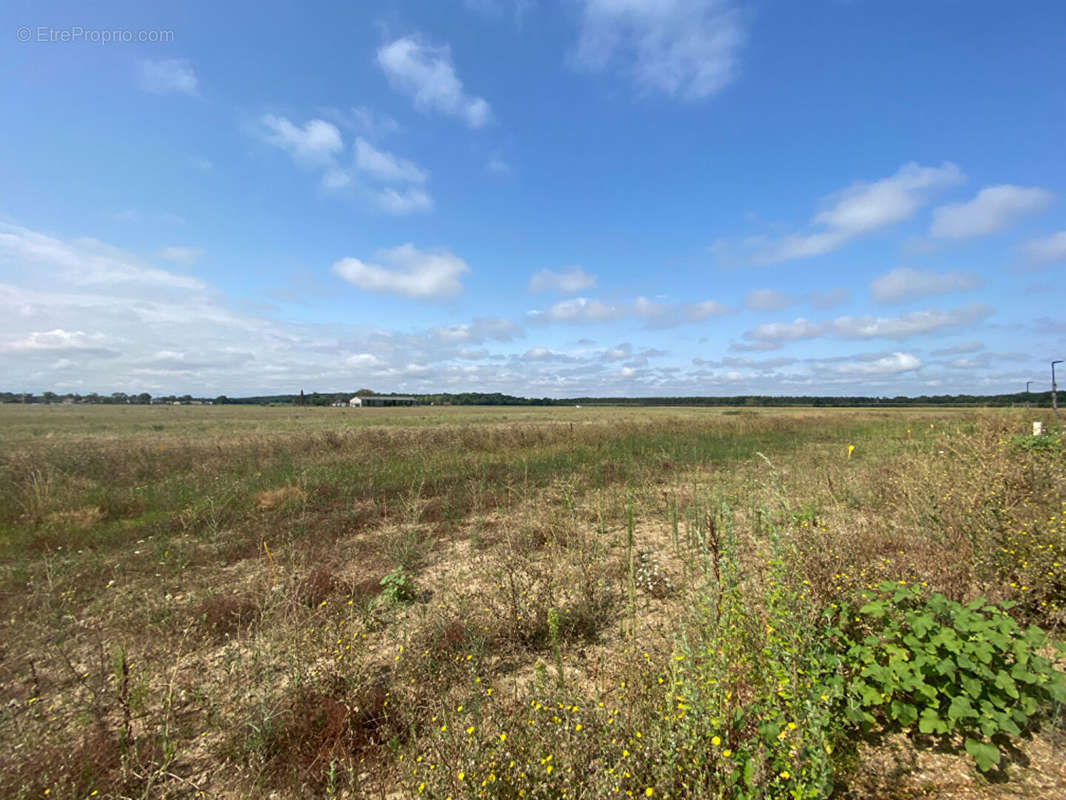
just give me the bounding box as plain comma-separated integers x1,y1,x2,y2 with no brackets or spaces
349,395,418,407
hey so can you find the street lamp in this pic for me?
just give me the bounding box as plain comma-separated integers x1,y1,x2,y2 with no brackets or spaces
1026,380,1033,410
1054,361,1064,419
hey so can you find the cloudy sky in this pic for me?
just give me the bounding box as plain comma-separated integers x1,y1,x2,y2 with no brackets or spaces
2,1,1064,397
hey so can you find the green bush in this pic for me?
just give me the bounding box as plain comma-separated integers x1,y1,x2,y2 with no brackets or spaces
841,581,1066,771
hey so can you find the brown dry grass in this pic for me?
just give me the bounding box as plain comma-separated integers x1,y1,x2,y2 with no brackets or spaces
0,405,1062,799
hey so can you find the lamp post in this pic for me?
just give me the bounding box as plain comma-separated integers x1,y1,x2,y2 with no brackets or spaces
1027,380,1033,410
1054,361,1063,419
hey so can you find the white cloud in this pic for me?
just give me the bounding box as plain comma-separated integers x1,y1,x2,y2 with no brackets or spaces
374,187,434,215
635,296,731,328
735,304,989,350
528,297,625,323
827,352,922,376
744,317,823,346
157,246,204,265
1019,230,1066,266
574,0,746,100
743,288,793,311
354,138,428,183
686,299,731,321
260,114,343,166
528,267,597,293
603,342,632,361
377,36,493,128
831,305,990,339
139,59,198,95
930,185,1052,239
429,317,522,343
869,267,981,304
0,224,205,291
1,329,118,357
331,244,468,300
751,162,964,264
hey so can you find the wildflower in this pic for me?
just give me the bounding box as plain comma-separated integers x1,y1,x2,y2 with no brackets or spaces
780,771,790,779
722,749,732,757
646,789,654,797
711,736,721,746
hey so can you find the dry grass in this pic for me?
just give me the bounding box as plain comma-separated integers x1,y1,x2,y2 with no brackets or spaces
0,405,1063,798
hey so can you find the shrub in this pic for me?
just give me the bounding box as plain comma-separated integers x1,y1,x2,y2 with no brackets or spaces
841,581,1066,772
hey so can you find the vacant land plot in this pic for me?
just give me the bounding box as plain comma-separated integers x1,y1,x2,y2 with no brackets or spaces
1,405,1064,799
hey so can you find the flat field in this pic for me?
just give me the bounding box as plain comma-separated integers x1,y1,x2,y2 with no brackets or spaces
1,404,1064,799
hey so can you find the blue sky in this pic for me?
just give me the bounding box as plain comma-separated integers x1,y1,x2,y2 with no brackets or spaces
2,0,1064,397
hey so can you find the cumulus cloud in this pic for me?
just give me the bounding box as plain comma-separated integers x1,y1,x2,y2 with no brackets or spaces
429,317,522,344
930,185,1053,239
686,299,731,321
331,244,469,300
827,352,922,376
831,305,990,339
744,288,793,311
735,304,991,350
750,162,964,264
742,317,822,347
259,114,343,167
573,0,746,100
377,36,493,128
634,296,732,328
374,187,434,214
527,297,626,324
139,59,198,95
869,267,981,304
528,266,596,293
354,138,428,183
1019,230,1066,267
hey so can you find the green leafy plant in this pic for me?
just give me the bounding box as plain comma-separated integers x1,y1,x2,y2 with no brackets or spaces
843,581,1066,772
377,567,417,605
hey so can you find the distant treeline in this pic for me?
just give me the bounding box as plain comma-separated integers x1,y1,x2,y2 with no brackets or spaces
2,389,1059,408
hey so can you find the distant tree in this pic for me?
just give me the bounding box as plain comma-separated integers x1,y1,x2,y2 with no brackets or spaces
135,393,151,405
42,391,57,404
354,388,375,397
299,389,305,406
214,395,227,405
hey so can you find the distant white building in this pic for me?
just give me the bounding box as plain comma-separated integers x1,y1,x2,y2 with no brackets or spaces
349,395,418,407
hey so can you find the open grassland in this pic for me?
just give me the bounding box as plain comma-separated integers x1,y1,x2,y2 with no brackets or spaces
1,404,1064,799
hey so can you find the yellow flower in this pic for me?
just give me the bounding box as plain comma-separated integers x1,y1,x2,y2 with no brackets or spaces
722,749,732,758
780,771,790,779
645,789,654,797
500,733,507,742
711,736,721,746
458,772,465,780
